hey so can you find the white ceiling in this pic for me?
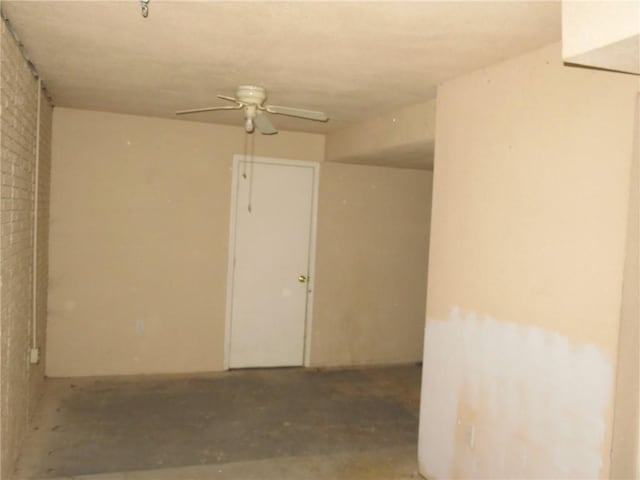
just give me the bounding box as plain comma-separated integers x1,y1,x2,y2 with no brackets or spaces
2,1,561,134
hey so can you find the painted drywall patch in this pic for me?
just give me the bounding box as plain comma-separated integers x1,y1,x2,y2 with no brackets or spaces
418,307,612,479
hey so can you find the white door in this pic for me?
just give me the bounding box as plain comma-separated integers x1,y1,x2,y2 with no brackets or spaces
227,157,317,368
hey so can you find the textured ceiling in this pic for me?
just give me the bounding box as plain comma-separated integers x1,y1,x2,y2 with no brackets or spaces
2,1,561,134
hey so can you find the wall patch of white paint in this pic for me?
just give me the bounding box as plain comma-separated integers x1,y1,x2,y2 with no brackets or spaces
418,307,612,479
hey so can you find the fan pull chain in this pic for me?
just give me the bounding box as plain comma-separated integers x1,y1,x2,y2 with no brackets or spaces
242,132,249,179
240,130,255,213
247,133,255,213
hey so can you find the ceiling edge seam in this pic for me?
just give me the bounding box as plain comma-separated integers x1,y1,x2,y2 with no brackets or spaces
0,10,54,106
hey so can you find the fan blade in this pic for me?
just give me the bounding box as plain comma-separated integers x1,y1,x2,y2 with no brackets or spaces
254,112,278,135
217,95,240,103
265,105,328,122
175,105,242,115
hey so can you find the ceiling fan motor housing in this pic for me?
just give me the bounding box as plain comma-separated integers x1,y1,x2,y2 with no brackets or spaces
236,85,267,106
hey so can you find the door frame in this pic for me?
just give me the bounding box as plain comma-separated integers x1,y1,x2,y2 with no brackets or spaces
223,154,320,370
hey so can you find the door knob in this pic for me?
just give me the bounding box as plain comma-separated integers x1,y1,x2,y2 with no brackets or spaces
298,275,307,283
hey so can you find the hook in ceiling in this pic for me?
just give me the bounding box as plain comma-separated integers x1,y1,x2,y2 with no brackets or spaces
140,0,150,18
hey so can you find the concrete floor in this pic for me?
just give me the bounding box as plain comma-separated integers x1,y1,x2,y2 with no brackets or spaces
14,365,423,480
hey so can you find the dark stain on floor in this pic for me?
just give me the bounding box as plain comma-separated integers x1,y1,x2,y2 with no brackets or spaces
15,365,421,478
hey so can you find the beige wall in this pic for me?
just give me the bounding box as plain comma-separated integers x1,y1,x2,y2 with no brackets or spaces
611,95,640,480
48,108,432,377
47,109,323,377
419,43,639,479
0,22,53,480
311,163,432,367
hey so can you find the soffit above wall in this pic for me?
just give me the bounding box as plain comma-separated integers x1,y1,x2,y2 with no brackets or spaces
326,100,436,170
330,142,435,171
562,1,640,74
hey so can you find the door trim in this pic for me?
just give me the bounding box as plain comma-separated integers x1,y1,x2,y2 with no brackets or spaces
223,154,320,370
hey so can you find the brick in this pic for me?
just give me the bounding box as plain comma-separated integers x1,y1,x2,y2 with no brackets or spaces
0,21,52,480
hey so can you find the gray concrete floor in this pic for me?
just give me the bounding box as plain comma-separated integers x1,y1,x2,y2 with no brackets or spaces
14,365,422,480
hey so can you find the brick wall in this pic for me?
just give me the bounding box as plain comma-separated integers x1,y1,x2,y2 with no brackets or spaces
0,20,52,480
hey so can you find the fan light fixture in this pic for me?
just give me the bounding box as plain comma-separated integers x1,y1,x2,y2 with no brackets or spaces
244,116,254,133
140,0,149,17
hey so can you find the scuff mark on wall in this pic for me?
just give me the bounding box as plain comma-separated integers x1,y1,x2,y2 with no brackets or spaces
419,307,612,479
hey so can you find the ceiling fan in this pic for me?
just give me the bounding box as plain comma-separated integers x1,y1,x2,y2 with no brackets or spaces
176,85,329,135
